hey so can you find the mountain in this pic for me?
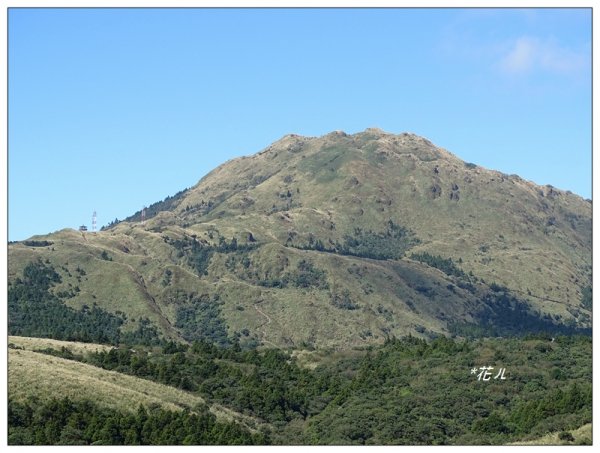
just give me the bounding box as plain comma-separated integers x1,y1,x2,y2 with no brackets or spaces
8,128,592,349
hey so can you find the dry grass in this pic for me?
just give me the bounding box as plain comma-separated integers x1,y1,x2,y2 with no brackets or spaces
510,423,592,445
7,340,266,432
9,348,205,413
9,335,114,355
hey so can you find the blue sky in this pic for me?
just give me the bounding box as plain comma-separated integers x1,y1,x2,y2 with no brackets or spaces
8,8,591,241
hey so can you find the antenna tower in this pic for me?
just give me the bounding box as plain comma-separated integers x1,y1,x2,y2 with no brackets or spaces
92,210,97,233
141,206,146,224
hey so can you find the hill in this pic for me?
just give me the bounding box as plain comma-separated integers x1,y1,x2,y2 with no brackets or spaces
8,128,592,348
8,336,265,433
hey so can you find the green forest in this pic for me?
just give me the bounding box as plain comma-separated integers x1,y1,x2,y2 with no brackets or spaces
8,397,266,445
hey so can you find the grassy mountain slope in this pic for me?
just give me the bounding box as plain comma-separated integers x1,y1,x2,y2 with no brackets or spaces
8,128,591,348
8,336,264,432
9,348,205,413
171,128,590,310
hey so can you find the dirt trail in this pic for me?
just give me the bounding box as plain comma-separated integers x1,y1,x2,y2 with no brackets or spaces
68,237,177,338
253,302,280,349
122,263,178,338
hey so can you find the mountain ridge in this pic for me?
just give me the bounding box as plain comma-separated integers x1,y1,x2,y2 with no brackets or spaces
8,128,592,349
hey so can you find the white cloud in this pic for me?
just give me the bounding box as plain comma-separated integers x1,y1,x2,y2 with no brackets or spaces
499,36,588,76
500,37,537,73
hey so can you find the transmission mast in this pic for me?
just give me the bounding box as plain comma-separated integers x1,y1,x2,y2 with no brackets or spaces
141,206,146,224
92,210,97,233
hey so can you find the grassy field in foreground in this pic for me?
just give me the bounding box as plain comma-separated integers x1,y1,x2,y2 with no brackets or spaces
9,335,114,355
8,337,263,432
9,348,205,413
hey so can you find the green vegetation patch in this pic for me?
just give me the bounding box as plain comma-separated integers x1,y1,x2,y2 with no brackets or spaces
292,220,420,260
166,234,257,276
448,289,592,339
297,144,356,183
174,293,231,347
580,285,592,311
410,252,467,279
121,188,190,225
255,258,329,290
330,289,359,310
22,240,54,247
304,335,592,445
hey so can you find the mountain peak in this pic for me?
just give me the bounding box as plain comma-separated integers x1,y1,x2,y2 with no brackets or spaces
270,128,432,149
362,126,387,135
9,127,590,349
325,130,348,137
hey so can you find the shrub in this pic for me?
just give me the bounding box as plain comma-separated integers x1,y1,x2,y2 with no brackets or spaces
559,431,575,442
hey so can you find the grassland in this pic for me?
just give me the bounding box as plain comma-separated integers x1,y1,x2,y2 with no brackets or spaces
511,423,592,445
9,348,205,413
9,335,114,355
8,336,264,432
